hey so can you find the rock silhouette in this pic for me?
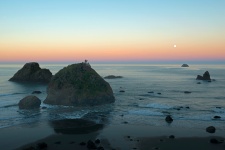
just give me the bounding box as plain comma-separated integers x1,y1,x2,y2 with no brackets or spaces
9,62,52,83
196,71,211,80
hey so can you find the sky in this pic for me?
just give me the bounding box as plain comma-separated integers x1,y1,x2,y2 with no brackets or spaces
0,0,225,63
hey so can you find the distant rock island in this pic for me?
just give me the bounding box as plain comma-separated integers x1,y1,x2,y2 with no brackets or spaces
9,62,52,83
196,71,211,80
181,64,189,67
104,75,123,79
44,62,115,106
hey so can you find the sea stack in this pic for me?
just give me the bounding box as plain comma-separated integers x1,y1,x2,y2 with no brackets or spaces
196,71,211,80
9,62,52,83
44,62,115,106
181,64,189,67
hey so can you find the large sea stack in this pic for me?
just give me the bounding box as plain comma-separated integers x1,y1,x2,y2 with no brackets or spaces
9,62,52,83
44,63,115,106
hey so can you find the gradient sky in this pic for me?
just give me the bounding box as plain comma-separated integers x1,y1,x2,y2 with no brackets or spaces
0,0,225,62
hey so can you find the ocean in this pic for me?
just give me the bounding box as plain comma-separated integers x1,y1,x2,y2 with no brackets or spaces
0,63,225,130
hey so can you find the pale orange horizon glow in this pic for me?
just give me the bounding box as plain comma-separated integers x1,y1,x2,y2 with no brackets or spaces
1,1,225,63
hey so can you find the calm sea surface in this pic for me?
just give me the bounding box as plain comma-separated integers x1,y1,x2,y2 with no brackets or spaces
0,63,225,129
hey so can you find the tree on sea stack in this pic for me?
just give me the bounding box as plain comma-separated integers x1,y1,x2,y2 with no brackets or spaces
43,62,115,106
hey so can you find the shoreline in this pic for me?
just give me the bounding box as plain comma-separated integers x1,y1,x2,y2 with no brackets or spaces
13,123,225,150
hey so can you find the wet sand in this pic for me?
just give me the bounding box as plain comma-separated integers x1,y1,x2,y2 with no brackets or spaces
13,121,225,150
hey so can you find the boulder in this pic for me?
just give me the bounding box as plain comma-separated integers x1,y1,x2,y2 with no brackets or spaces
18,95,41,109
165,115,173,123
104,75,123,79
9,62,52,83
196,71,211,80
181,64,189,67
44,63,115,106
206,126,216,133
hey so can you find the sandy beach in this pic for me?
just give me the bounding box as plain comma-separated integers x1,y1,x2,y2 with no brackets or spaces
9,119,225,150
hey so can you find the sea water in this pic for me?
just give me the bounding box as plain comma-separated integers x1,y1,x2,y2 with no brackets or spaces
0,63,225,130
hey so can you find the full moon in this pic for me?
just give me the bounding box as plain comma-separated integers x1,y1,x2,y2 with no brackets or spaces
174,45,176,48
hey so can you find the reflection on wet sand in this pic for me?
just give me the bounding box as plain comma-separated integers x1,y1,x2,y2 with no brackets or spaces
49,119,104,134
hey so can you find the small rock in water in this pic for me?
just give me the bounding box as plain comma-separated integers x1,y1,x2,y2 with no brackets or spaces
197,82,201,84
196,71,211,80
185,106,190,109
165,115,173,123
42,106,47,109
157,92,161,95
206,126,216,133
184,91,191,94
120,90,125,92
123,121,128,124
19,95,41,109
213,116,221,119
148,91,154,93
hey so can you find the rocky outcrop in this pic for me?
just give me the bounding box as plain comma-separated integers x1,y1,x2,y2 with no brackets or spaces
104,75,123,79
44,63,115,106
181,64,189,67
196,71,211,80
18,95,41,109
9,62,52,83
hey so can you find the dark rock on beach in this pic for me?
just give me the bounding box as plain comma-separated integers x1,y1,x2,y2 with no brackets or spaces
104,75,123,79
214,116,221,119
9,62,52,83
165,115,173,123
44,63,115,106
18,95,41,109
181,64,189,67
87,140,97,149
37,142,48,149
206,126,216,133
196,71,211,81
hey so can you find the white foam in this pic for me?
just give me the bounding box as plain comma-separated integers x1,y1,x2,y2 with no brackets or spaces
139,103,172,109
129,110,162,116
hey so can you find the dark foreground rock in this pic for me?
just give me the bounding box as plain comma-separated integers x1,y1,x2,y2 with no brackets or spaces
196,71,211,80
18,95,41,109
104,75,123,79
44,63,115,106
9,62,52,83
181,64,189,67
